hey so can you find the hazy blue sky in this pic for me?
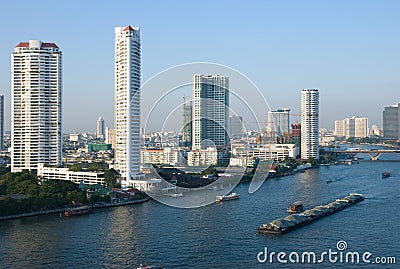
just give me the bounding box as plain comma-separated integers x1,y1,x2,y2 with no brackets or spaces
0,0,399,133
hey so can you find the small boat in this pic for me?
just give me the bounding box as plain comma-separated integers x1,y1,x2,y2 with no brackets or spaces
64,205,91,217
171,193,183,198
287,201,304,213
137,265,162,269
382,172,391,178
216,193,240,202
326,180,333,184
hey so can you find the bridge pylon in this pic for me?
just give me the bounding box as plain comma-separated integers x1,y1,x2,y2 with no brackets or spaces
367,153,382,161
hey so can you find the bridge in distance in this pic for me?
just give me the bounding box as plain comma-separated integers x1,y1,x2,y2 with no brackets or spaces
324,148,400,160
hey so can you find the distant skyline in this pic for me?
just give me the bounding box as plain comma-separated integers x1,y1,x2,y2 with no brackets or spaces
0,1,399,133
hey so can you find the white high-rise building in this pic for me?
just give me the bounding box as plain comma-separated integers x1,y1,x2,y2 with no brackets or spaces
300,89,319,160
11,40,62,172
334,116,368,139
114,26,141,186
192,75,229,151
97,116,105,139
334,120,345,137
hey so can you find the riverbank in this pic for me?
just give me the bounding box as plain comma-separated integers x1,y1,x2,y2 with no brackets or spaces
0,196,151,221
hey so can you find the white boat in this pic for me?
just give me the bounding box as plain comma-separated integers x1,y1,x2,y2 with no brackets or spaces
216,192,240,202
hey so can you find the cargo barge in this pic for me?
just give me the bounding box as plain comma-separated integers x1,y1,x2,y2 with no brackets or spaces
258,193,364,234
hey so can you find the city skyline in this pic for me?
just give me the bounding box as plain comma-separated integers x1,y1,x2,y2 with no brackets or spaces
0,1,399,133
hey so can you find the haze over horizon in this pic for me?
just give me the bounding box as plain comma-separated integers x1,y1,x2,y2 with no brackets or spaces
0,0,399,133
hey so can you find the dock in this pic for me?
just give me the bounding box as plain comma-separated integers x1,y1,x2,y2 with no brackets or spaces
258,193,364,234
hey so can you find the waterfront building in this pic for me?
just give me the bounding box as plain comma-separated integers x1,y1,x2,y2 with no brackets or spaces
97,117,105,139
0,95,4,150
11,40,62,172
383,102,400,141
300,89,319,159
266,108,290,137
192,75,229,151
37,163,105,185
335,116,368,139
114,25,141,186
334,120,345,137
235,143,298,162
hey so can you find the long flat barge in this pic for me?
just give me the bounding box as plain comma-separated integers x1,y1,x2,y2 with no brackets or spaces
258,193,364,235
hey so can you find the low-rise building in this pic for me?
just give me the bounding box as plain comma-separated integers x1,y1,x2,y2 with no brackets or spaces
247,144,298,161
187,148,218,166
141,148,180,165
37,163,105,185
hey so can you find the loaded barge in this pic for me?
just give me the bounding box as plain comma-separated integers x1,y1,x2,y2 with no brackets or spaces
258,193,364,235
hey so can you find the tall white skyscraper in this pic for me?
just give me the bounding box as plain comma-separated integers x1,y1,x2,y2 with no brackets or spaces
192,75,229,151
266,108,290,137
114,26,141,186
300,89,319,160
97,116,105,139
11,40,62,172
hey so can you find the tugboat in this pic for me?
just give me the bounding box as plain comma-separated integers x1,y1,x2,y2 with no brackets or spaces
216,193,240,202
382,172,391,178
137,265,162,269
64,205,91,217
287,201,304,213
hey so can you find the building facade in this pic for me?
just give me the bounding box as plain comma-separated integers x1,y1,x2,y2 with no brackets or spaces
11,40,62,172
114,26,141,186
266,108,290,137
248,144,298,162
187,148,218,166
335,116,368,139
300,89,319,159
141,148,180,165
106,128,116,149
383,102,400,141
334,120,345,137
228,115,244,139
97,116,105,139
182,97,192,146
192,75,229,151
0,95,3,150
37,163,105,185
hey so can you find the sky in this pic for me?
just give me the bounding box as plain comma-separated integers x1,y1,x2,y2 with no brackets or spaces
0,0,399,133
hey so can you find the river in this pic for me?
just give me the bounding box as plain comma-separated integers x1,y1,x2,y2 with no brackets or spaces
1,149,399,268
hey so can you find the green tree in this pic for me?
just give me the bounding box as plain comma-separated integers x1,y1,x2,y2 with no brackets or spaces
104,169,121,188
